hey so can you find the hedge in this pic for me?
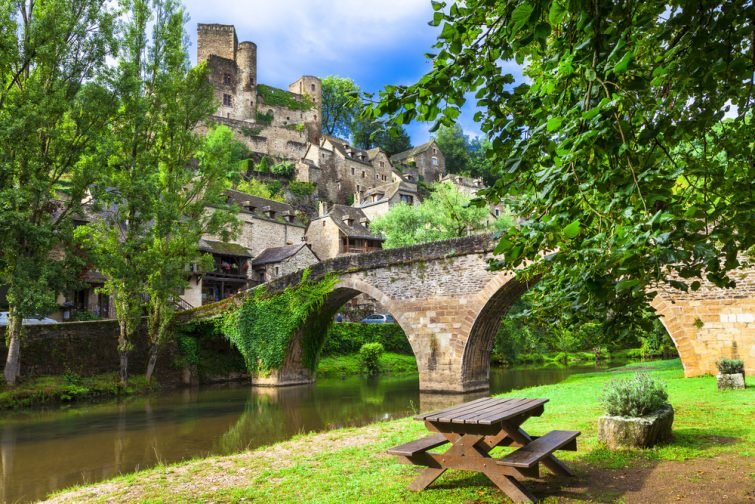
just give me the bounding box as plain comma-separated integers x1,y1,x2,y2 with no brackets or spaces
322,323,412,356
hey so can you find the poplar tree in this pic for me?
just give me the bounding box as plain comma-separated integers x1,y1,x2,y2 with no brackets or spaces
77,0,237,385
0,0,115,385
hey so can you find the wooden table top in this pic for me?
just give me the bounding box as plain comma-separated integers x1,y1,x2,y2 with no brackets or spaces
415,397,549,426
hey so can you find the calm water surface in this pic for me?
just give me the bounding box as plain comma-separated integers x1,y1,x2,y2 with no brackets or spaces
0,364,622,502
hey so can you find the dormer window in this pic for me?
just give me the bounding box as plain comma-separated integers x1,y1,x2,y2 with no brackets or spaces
261,205,275,219
432,156,439,166
359,217,368,225
283,211,296,223
242,200,256,212
342,215,354,226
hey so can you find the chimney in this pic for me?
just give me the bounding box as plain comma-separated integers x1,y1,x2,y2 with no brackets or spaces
353,192,361,206
318,201,327,217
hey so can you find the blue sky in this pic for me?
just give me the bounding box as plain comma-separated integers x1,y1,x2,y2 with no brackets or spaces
181,0,493,145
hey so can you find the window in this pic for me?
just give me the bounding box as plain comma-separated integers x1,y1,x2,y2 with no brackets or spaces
361,170,366,178
400,194,414,205
274,266,280,277
432,148,437,155
223,73,232,85
223,94,232,106
431,156,438,166
380,161,385,167
351,167,355,175
357,184,361,191
495,208,501,217
249,77,254,86
311,83,316,92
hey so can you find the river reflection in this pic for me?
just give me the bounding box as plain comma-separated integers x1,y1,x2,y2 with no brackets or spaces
0,364,621,503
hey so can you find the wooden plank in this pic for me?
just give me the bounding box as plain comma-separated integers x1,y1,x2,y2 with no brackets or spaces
449,398,531,424
429,398,504,423
477,399,549,425
420,397,497,422
461,398,538,424
484,468,537,503
403,452,540,479
497,430,580,468
413,397,492,421
387,433,449,456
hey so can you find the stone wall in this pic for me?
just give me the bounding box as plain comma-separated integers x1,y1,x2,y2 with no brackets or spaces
652,265,755,377
0,321,180,381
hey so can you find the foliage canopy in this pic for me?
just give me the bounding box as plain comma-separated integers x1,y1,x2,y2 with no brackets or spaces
371,0,755,330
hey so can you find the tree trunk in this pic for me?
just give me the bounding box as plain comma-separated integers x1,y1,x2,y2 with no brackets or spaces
594,346,601,367
118,320,129,386
145,345,158,383
3,310,23,386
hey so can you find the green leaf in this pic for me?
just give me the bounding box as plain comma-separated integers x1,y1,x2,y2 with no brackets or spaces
547,117,562,132
510,2,534,35
613,51,633,74
585,68,596,81
616,278,641,291
548,1,565,25
563,220,581,239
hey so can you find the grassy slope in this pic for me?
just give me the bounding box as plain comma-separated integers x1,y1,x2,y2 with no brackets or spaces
316,352,417,378
0,373,156,409
48,359,755,503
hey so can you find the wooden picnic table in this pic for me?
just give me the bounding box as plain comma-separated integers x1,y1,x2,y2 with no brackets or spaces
388,397,580,503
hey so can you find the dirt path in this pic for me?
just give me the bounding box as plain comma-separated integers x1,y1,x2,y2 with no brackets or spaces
533,453,755,503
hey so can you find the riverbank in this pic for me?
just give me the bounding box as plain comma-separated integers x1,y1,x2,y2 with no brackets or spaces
0,373,157,409
46,359,754,503
317,351,417,378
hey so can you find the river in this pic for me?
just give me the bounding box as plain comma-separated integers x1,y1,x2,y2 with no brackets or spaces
0,364,623,502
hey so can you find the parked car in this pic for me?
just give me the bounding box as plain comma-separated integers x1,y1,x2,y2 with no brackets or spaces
360,313,396,324
0,311,57,326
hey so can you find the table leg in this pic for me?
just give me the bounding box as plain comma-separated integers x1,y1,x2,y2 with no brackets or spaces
484,468,537,503
408,467,446,491
406,434,483,492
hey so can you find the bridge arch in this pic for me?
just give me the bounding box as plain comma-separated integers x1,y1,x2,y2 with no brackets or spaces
184,234,755,391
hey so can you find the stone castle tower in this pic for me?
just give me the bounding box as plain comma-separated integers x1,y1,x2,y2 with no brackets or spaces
197,23,321,142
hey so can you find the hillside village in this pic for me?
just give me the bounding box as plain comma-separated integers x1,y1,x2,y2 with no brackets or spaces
46,23,499,320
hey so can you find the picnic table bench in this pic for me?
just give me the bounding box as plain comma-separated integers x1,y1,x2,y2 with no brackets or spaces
388,397,579,503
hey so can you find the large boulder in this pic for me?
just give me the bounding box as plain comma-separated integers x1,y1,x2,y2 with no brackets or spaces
716,373,746,390
598,404,674,449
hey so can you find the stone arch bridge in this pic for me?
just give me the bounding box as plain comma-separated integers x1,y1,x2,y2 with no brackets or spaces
184,235,755,392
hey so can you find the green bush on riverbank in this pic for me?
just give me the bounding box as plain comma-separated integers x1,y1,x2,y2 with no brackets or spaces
317,351,417,378
48,359,755,503
323,323,412,356
0,373,156,409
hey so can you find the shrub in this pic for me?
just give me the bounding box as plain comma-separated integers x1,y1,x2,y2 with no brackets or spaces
322,323,411,355
359,342,384,376
288,181,316,198
269,161,295,178
716,359,744,375
601,373,669,417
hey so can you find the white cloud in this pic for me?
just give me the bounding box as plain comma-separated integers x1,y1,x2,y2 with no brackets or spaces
183,0,434,87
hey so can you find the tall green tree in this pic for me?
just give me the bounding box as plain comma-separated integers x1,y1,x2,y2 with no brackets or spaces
0,0,115,385
352,117,412,155
321,75,361,138
77,0,237,385
373,0,755,331
370,181,512,248
433,124,471,174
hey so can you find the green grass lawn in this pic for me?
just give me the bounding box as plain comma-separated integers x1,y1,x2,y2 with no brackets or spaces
316,351,418,378
48,359,755,503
